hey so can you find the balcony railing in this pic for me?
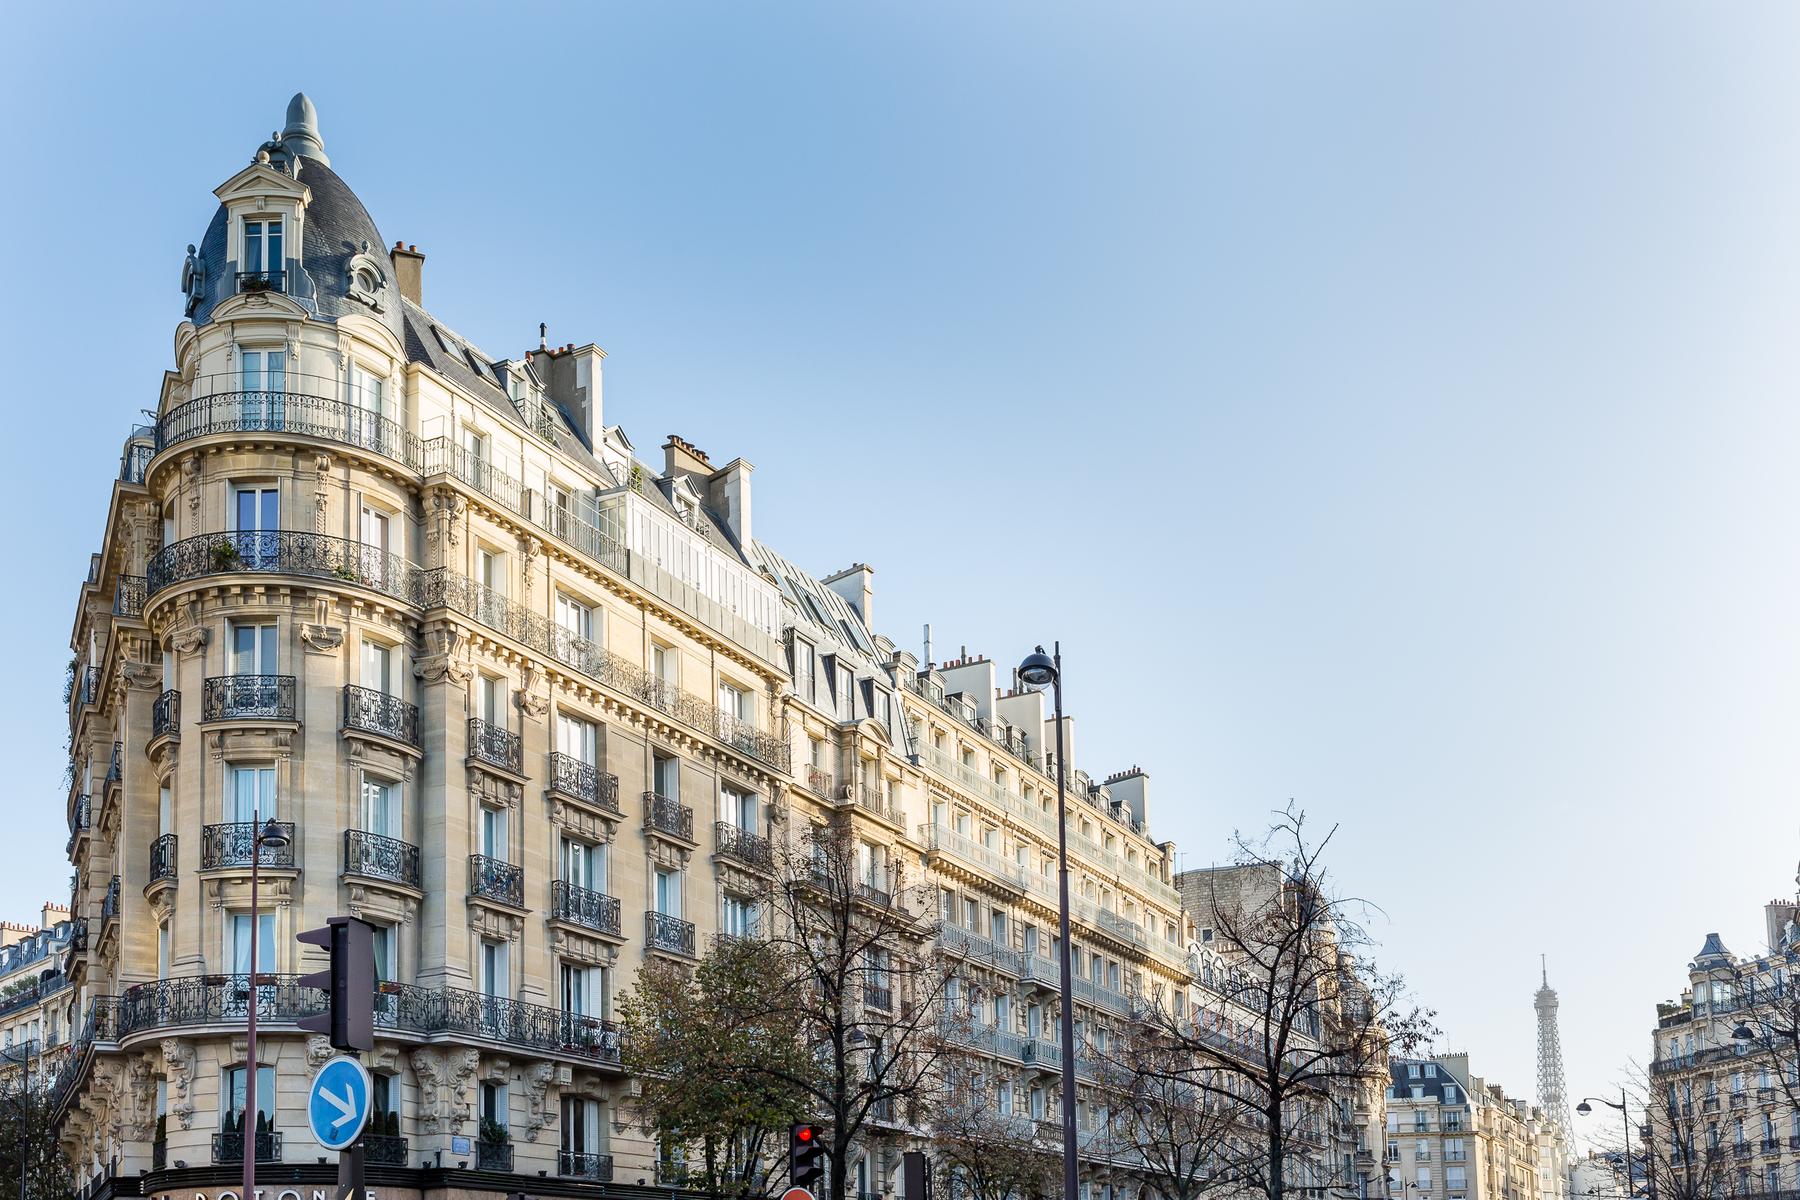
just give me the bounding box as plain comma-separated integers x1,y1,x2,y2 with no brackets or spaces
149,834,177,883
714,822,772,869
646,912,696,956
212,1130,281,1163
199,822,296,870
65,795,90,856
469,854,524,907
644,793,694,841
842,782,901,824
344,830,421,889
550,881,621,936
152,689,179,740
476,1141,513,1171
158,385,421,467
113,575,145,617
559,1151,614,1181
201,675,296,722
549,753,620,813
115,975,622,1064
468,718,522,774
235,270,286,293
364,1134,409,1166
864,984,893,1011
342,686,420,747
805,765,833,794
105,741,121,786
101,876,120,928
150,531,426,611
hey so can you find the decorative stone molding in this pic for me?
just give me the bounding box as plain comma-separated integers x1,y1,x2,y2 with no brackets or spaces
548,797,615,843
168,622,206,655
468,906,524,941
160,1038,195,1129
477,1055,511,1084
125,1054,157,1141
314,455,332,533
122,660,161,691
302,598,344,652
371,1045,401,1074
416,624,471,685
207,727,295,763
517,663,549,718
470,770,521,811
426,489,465,566
524,1062,558,1142
448,1048,480,1127
182,456,201,516
346,883,418,927
521,536,542,604
306,1036,335,1069
547,926,618,967
410,1049,448,1132
649,840,691,871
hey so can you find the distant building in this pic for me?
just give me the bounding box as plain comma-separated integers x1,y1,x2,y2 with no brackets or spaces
1385,1054,1565,1200
0,903,77,1078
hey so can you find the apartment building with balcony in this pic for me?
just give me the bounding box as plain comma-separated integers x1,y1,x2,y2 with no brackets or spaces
1383,1056,1562,1200
52,94,791,1198
0,905,77,1082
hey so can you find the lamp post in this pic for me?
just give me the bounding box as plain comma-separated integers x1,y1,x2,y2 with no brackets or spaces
1017,645,1077,1200
2,1038,32,1200
243,813,289,1200
1578,1093,1636,1200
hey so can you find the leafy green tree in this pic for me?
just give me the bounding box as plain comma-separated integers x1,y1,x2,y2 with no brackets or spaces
0,1068,73,1200
620,933,812,1200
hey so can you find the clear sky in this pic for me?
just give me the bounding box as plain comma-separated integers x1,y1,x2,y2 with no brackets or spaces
5,1,1800,1135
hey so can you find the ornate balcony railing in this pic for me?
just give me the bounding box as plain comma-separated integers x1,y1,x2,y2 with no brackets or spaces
151,1139,166,1170
550,881,621,936
74,666,99,711
644,793,693,841
365,1134,409,1165
199,822,296,870
714,822,772,869
158,387,421,467
864,984,893,1011
212,1130,281,1163
342,686,420,747
113,575,145,617
468,718,522,774
152,689,179,740
805,765,833,795
65,795,90,856
114,975,622,1064
344,830,420,889
548,753,621,813
201,675,296,722
645,912,696,956
469,854,524,907
150,531,425,608
475,1141,513,1171
149,834,177,883
558,1152,614,1182
106,742,121,786
235,269,286,294
101,876,120,928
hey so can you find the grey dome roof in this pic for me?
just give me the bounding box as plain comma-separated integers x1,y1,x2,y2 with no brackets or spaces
188,99,404,342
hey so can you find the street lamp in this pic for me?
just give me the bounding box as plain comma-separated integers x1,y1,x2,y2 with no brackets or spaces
1016,644,1077,1200
1578,1093,1636,1200
242,813,289,1200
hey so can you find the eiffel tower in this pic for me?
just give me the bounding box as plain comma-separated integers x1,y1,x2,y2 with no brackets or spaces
1537,956,1574,1140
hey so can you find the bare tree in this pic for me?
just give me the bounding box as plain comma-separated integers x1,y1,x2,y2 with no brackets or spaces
1629,1063,1751,1200
929,1059,1058,1200
1142,806,1435,1200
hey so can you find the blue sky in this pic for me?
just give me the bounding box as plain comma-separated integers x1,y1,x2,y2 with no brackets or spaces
6,1,1800,1126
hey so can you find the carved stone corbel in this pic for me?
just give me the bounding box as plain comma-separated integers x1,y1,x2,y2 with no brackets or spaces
516,663,549,718
410,1049,448,1132
314,455,332,534
524,1062,558,1142
159,1038,195,1129
182,457,202,517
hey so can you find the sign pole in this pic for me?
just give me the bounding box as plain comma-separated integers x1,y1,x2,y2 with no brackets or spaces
336,1137,365,1200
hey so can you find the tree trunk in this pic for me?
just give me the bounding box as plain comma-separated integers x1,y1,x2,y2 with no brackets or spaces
1268,1114,1285,1200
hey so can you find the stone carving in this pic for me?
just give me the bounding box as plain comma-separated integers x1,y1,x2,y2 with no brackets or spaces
523,1062,558,1142
409,1049,448,1132
182,456,202,516
314,455,332,533
160,1038,195,1129
415,624,471,685
181,244,206,315
516,663,549,718
301,605,344,654
122,660,160,691
426,489,466,565
521,536,542,604
448,1048,481,1127
306,1035,335,1069
126,1053,158,1140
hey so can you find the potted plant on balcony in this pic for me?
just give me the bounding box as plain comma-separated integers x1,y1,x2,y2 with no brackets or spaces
208,540,241,571
239,273,274,294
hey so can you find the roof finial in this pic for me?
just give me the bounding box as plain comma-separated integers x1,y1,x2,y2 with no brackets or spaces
280,92,328,165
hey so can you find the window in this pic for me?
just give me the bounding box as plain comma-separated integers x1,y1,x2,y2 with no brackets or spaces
723,894,759,937
477,547,505,599
962,898,979,931
721,783,757,832
480,806,507,859
230,622,278,676
652,642,678,690
1442,1084,1457,1103
793,640,815,701
227,912,275,974
370,923,396,983
157,920,170,977
555,592,595,649
479,939,508,997
654,868,681,917
718,680,750,722
561,837,604,892
546,482,572,538
480,1081,507,1133
652,753,680,800
560,962,600,1015
561,1095,600,1159
350,364,386,418
230,765,276,821
373,1073,399,1124
361,776,397,837
158,785,172,836
359,503,391,582
242,218,283,275
557,712,597,764
222,1065,275,1132
479,674,505,723
361,639,392,693
990,909,1007,944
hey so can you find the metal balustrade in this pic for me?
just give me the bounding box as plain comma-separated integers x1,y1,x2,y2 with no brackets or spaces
645,912,696,956
558,1152,614,1181
113,575,144,617
549,752,620,813
714,821,772,869
150,531,425,606
468,718,522,774
158,388,420,467
200,822,295,869
550,881,621,936
364,1135,408,1166
148,834,177,883
212,1130,281,1163
201,675,296,722
342,686,420,747
469,854,525,907
644,793,694,841
476,1142,513,1171
152,689,179,740
343,830,421,888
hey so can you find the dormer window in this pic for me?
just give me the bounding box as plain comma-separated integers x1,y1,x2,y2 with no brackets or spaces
241,218,284,291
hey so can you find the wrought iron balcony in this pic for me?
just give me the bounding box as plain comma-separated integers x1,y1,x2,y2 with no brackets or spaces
714,821,772,869
235,270,285,293
475,1141,513,1171
115,974,623,1064
151,1139,166,1170
468,718,522,774
364,1134,408,1166
342,686,420,747
645,911,696,956
149,834,177,884
65,795,90,856
106,741,121,786
559,1151,614,1181
149,531,425,610
805,764,833,795
550,881,621,936
644,792,693,841
344,830,421,889
157,382,422,468
469,854,524,907
212,1130,281,1163
113,575,144,617
548,752,620,813
152,689,179,740
864,984,893,1011
199,822,296,870
201,675,296,722
101,876,120,928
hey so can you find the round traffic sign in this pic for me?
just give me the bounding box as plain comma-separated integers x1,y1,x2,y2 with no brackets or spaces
308,1054,373,1152
782,1188,816,1200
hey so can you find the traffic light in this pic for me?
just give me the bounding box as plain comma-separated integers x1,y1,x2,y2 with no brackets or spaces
789,1122,823,1189
298,916,374,1052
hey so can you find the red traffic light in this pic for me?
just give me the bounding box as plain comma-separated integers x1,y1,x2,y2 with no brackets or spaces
797,1126,813,1142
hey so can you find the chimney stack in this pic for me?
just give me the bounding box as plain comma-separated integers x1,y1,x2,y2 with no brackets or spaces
390,241,425,305
823,563,875,627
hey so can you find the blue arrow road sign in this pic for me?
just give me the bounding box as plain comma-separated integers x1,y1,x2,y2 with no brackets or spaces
308,1055,372,1152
